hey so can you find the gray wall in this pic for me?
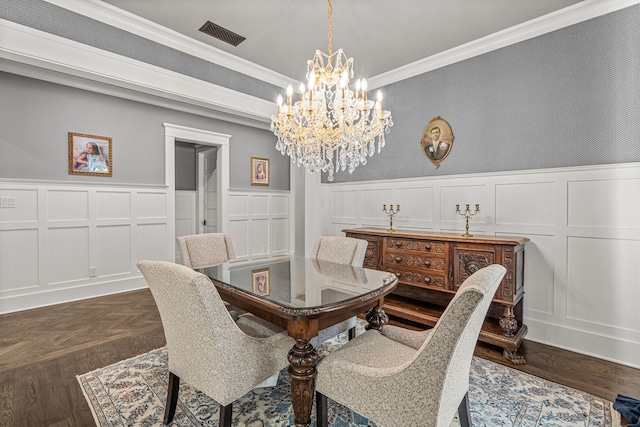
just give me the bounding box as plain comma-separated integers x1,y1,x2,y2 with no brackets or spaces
1,0,281,102
0,72,290,190
325,5,640,183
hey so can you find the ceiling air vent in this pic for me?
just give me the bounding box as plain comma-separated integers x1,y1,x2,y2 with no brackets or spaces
199,21,246,47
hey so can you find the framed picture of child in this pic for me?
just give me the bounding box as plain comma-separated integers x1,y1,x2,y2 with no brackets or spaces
68,132,112,176
251,157,269,186
251,268,270,296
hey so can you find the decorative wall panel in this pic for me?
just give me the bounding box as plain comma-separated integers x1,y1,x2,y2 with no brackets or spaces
319,163,640,368
47,190,89,221
137,192,166,219
397,187,434,223
48,226,90,284
568,178,640,228
0,189,38,223
567,236,640,331
496,182,555,226
96,191,131,220
361,188,392,222
97,225,132,276
332,190,358,219
0,229,39,292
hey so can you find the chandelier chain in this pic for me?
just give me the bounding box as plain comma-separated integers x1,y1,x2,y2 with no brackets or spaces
327,0,333,57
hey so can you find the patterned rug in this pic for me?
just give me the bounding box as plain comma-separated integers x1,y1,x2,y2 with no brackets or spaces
77,328,620,427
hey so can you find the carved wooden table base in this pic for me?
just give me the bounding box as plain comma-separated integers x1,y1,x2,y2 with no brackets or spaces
288,339,318,426
288,309,389,426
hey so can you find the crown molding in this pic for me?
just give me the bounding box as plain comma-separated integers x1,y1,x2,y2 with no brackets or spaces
0,19,273,129
43,0,293,90
368,0,640,89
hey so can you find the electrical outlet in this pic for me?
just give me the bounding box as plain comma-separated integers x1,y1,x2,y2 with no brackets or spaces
89,266,97,277
0,197,15,208
263,245,267,253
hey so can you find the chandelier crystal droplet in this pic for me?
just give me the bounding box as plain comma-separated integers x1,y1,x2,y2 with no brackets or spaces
270,0,393,181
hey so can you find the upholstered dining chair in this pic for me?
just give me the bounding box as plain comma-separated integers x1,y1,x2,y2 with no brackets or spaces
310,235,368,267
177,232,243,317
311,236,368,343
315,264,507,427
176,232,236,269
137,260,295,427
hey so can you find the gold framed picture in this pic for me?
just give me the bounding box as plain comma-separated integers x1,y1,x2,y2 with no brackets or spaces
68,132,112,176
251,268,270,296
251,157,269,186
420,117,454,169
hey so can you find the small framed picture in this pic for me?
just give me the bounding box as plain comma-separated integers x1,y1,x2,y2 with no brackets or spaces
69,132,112,176
251,268,270,296
251,157,269,186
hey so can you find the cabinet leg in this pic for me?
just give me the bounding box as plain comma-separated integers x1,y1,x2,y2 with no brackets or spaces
499,305,518,337
503,348,527,365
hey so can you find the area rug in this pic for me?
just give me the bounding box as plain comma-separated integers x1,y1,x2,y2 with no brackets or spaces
78,328,620,427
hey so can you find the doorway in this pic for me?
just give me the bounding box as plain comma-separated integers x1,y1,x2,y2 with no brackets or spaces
163,123,231,264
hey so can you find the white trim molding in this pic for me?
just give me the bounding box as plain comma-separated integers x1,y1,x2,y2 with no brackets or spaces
0,19,273,128
368,0,640,88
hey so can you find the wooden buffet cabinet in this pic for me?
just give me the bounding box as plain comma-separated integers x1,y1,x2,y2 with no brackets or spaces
343,227,529,364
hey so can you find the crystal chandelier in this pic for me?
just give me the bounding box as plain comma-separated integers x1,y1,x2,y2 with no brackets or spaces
270,0,393,181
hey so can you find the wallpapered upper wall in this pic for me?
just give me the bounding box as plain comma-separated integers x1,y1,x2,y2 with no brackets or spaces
2,0,638,184
324,5,640,182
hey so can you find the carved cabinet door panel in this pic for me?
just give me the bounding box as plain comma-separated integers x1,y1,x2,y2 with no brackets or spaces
452,245,496,292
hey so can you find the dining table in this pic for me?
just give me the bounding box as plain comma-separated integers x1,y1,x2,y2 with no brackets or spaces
206,256,398,427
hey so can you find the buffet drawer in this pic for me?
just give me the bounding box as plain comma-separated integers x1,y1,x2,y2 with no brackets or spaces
385,252,446,271
386,237,446,255
385,267,446,290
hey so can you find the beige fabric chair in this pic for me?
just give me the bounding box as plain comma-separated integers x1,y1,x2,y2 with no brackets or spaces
176,233,243,318
311,236,368,343
315,264,507,427
311,235,368,267
176,232,236,269
137,260,294,427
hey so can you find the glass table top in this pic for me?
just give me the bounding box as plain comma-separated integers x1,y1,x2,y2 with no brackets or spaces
205,256,396,310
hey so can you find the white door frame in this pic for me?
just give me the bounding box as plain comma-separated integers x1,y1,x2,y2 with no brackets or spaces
164,123,231,262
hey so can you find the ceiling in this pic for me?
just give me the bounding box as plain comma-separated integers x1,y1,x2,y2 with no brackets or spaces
99,0,585,81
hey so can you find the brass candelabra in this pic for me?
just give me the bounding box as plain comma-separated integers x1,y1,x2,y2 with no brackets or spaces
383,204,400,232
456,204,480,237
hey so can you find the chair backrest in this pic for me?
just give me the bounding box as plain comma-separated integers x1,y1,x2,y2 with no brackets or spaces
176,233,236,269
310,236,368,267
138,260,269,405
409,264,506,427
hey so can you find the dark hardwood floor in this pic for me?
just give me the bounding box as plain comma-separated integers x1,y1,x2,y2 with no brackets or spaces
1,289,638,427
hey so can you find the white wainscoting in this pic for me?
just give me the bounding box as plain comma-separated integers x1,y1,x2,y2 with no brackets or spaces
0,180,168,314
315,163,640,369
227,189,291,262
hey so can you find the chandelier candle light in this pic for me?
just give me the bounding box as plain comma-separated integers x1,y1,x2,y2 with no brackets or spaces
383,204,400,232
270,0,393,182
456,204,480,238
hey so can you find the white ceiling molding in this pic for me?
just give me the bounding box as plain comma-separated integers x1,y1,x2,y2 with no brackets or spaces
43,0,296,90
368,0,640,89
0,19,273,129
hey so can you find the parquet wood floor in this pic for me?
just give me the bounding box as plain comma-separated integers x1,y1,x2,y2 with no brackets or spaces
1,289,638,426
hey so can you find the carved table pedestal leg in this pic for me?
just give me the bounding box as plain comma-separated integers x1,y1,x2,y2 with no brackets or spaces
288,338,318,427
365,305,389,331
